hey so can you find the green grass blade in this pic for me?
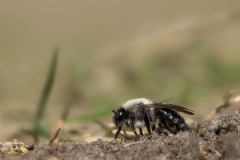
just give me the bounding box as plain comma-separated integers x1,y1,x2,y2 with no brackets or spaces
35,49,58,121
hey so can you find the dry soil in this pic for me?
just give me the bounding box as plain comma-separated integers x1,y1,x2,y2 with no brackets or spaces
1,110,240,160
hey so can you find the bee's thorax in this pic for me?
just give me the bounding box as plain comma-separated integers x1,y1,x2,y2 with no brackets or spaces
122,98,152,110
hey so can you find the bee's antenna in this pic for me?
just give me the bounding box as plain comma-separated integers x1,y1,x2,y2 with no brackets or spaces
112,110,117,113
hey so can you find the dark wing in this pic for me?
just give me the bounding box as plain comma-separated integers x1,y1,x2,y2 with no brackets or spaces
154,103,194,115
140,103,194,115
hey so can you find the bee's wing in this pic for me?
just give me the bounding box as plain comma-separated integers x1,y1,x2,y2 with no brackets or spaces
141,103,194,115
154,103,194,115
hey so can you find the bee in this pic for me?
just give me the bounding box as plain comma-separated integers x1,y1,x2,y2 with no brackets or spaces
112,98,194,139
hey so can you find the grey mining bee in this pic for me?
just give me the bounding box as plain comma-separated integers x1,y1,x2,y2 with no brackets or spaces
112,98,194,139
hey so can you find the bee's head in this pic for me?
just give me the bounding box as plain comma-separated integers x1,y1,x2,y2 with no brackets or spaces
112,108,128,126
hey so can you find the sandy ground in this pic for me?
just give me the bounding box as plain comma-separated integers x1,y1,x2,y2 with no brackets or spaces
1,110,239,160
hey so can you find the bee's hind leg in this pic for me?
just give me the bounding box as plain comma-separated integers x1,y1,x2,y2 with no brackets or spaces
139,128,143,136
151,124,156,131
157,126,168,136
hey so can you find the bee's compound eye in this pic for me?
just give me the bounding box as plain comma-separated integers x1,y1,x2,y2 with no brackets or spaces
116,108,127,121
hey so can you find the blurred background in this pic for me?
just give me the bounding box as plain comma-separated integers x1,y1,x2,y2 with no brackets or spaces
1,0,240,143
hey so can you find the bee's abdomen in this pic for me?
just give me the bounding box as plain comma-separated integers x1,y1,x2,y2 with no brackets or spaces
155,107,188,133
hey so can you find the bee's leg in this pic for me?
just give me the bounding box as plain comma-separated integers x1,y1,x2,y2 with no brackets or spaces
144,115,151,135
139,128,143,136
155,108,176,134
152,124,156,131
168,126,177,134
132,125,138,137
115,127,122,139
157,126,163,134
162,120,177,134
133,130,138,137
130,119,138,137
157,127,168,136
123,129,128,135
132,126,138,137
163,120,176,134
130,119,139,137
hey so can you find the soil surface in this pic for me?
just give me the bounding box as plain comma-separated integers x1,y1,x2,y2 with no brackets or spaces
1,110,240,160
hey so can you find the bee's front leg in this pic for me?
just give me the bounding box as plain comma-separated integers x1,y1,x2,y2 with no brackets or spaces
115,127,122,139
123,129,127,135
